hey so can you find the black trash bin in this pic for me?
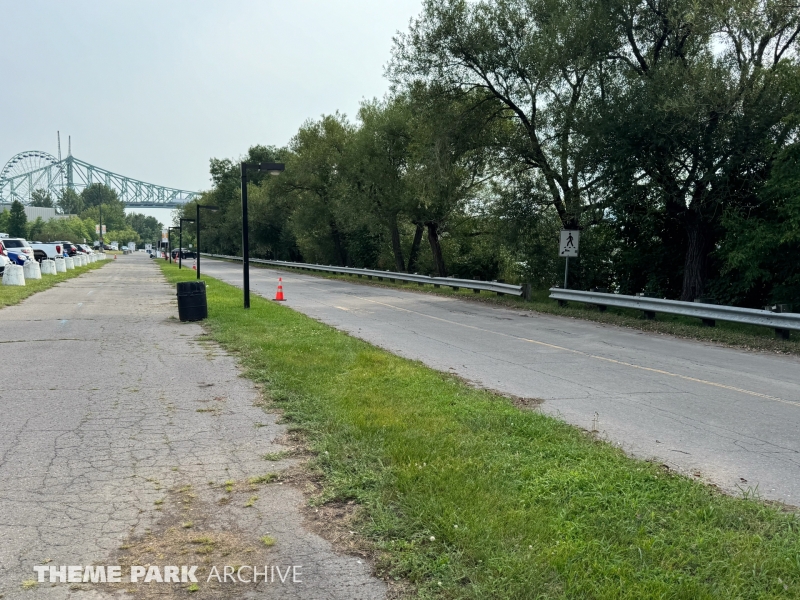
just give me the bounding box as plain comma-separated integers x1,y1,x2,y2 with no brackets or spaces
176,281,207,322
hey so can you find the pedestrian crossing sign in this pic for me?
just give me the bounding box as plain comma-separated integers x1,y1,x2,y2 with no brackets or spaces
559,230,580,257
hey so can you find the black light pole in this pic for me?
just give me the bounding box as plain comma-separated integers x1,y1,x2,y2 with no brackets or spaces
167,227,179,263
240,162,284,308
179,218,195,269
196,204,219,280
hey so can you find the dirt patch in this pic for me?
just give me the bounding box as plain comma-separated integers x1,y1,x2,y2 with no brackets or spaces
90,482,293,599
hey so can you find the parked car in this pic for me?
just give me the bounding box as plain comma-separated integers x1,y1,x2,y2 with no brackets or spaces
171,248,196,260
0,245,10,275
0,237,34,264
29,241,64,262
75,244,93,254
53,241,78,257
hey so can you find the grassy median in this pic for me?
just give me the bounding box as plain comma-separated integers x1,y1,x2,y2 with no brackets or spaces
161,261,800,599
0,259,107,308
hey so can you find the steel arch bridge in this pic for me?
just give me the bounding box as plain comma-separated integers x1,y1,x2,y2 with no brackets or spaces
0,151,201,207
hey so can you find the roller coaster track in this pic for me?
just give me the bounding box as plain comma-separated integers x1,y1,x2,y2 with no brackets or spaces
0,151,200,207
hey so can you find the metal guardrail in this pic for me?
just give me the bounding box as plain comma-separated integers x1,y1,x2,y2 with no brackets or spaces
201,253,529,298
549,288,799,338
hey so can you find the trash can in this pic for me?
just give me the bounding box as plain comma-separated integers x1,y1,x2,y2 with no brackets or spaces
176,281,207,322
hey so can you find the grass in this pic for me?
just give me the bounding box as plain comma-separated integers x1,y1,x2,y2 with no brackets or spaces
0,259,108,308
160,261,800,599
240,260,800,356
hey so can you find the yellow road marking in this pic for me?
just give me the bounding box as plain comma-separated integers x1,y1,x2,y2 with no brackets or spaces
350,295,799,409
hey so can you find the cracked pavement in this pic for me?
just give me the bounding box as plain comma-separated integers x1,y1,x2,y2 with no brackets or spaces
199,259,800,505
0,254,385,599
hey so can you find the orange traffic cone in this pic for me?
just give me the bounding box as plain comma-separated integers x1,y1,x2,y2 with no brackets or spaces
192,260,197,271
274,278,285,301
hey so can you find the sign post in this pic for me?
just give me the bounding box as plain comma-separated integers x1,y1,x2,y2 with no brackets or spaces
559,230,580,289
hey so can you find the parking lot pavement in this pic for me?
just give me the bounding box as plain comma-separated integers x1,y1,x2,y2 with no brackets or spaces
198,259,800,505
0,253,385,599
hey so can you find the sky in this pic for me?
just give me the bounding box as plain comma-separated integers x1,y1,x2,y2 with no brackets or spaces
0,0,422,205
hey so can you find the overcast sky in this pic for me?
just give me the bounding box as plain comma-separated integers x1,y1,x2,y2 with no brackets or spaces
0,0,422,195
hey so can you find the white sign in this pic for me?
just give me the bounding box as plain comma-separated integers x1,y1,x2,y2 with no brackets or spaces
95,225,106,234
559,230,580,257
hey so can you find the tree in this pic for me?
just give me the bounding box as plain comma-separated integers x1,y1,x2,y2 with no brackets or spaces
391,0,613,233
27,217,46,240
126,213,163,244
348,96,414,271
30,189,54,207
405,86,499,276
81,183,122,208
7,200,28,237
282,114,357,266
600,0,800,300
58,188,84,215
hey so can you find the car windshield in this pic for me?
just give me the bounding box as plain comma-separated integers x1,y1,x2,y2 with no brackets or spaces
2,239,26,248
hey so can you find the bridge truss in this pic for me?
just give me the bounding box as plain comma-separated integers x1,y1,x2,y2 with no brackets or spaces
0,151,201,208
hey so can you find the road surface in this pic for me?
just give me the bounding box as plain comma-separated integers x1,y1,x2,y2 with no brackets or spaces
199,258,800,505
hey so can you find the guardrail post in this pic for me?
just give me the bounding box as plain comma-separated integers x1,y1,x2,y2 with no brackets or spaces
496,279,505,297
776,328,791,340
522,283,531,301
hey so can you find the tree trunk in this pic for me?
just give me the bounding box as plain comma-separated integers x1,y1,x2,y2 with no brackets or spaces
407,222,424,273
329,220,348,267
389,214,405,272
680,213,711,302
426,221,447,277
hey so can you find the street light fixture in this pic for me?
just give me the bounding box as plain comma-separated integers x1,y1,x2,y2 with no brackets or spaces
240,162,285,308
196,204,219,279
179,218,195,269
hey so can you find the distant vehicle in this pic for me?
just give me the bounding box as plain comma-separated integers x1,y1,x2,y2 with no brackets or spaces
29,241,64,261
171,248,196,260
110,242,119,251
53,241,79,257
75,244,93,254
0,237,34,264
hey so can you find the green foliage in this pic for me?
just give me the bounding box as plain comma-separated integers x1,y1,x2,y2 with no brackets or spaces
36,216,96,243
125,213,163,245
27,217,45,241
7,200,28,237
30,188,54,207
58,188,83,215
180,0,799,305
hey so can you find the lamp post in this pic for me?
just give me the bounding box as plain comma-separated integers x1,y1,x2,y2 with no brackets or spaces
240,162,284,308
196,204,219,279
167,227,179,263
179,218,195,269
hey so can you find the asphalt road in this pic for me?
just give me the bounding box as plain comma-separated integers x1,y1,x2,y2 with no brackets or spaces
199,258,800,505
0,254,385,599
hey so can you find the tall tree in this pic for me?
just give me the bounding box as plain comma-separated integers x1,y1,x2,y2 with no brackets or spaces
405,86,498,276
7,200,28,237
348,96,414,271
391,0,614,232
601,0,800,300
282,114,355,266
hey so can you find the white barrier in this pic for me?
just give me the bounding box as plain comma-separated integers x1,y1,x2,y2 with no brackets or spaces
41,259,57,275
89,254,96,263
2,264,25,286
65,256,75,270
23,260,42,280
76,255,85,266
54,257,67,273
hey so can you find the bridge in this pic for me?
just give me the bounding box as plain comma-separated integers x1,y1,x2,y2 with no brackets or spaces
0,150,201,208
